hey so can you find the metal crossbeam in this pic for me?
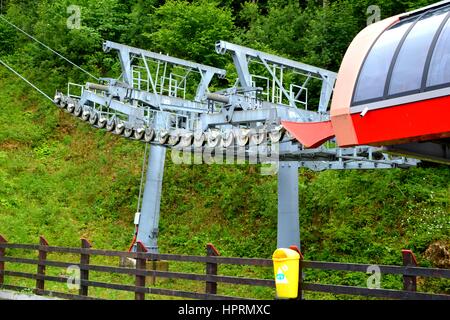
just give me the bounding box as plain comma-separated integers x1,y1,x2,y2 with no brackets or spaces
215,40,337,113
103,41,226,102
104,41,226,78
215,41,336,80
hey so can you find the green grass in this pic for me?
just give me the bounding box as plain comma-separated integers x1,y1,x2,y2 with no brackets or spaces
0,70,449,299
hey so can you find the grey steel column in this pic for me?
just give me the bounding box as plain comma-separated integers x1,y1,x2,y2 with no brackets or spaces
136,144,166,253
277,161,300,249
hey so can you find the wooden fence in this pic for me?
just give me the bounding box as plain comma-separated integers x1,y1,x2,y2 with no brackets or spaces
0,235,449,300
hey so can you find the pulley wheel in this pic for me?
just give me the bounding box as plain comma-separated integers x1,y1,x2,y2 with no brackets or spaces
134,128,145,140
168,133,180,146
66,103,75,113
193,132,205,148
179,134,193,148
221,131,234,148
206,131,221,148
157,130,169,144
115,122,125,135
106,119,115,132
73,104,83,117
81,110,90,122
236,130,250,147
97,117,107,129
250,130,266,146
123,128,134,138
89,112,98,126
144,128,155,143
269,127,284,143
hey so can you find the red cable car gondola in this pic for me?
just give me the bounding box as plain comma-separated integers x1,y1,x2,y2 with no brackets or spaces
283,1,450,164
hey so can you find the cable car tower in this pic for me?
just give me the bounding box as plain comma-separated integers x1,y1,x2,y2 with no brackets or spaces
51,40,418,253
0,20,417,252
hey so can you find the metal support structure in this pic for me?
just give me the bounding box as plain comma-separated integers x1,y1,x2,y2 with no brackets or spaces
136,145,166,253
318,74,336,114
215,41,337,81
277,161,300,249
195,69,215,102
51,39,419,255
104,41,226,100
231,51,252,88
116,47,133,85
215,40,338,113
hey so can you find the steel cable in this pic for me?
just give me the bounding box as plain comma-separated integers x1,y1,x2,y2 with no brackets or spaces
0,58,53,102
0,15,99,81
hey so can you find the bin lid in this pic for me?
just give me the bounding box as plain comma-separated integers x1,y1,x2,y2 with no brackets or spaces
272,248,300,260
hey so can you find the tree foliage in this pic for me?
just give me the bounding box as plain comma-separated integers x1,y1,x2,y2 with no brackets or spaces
144,0,235,67
2,0,442,78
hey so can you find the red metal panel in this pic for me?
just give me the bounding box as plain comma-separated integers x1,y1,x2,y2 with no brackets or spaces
349,95,450,146
282,120,335,148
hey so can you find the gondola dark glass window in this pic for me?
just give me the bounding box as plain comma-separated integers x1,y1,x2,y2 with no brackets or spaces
353,20,413,104
389,9,449,95
427,17,450,87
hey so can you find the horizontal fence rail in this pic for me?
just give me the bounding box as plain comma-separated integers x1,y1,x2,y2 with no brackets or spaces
301,261,450,279
0,243,272,266
0,236,449,300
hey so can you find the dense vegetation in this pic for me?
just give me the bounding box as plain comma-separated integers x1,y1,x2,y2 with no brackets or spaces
0,0,449,298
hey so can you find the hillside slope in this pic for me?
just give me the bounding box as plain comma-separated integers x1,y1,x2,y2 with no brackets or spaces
0,70,449,295
0,70,449,257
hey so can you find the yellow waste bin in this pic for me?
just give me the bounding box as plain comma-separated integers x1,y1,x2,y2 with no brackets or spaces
272,248,300,299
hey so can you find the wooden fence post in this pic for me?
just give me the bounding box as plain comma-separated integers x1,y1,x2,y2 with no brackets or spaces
0,235,7,286
402,249,418,292
36,236,49,295
80,238,92,297
205,243,220,296
298,252,304,300
135,241,147,300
